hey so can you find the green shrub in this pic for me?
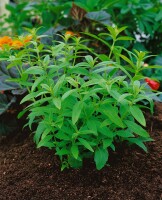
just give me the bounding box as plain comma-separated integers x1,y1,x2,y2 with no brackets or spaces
1,26,162,170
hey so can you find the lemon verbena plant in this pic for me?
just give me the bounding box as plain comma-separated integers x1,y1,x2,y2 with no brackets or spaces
2,27,162,170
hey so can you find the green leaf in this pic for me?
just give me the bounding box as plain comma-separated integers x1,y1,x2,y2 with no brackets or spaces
127,138,150,152
66,77,78,88
78,138,94,152
94,147,108,170
130,105,146,126
55,131,70,140
31,76,45,92
85,55,94,66
34,122,46,144
20,91,39,104
124,120,149,137
62,89,77,101
68,156,82,168
116,130,134,138
25,67,45,75
119,54,135,69
53,97,61,110
37,135,54,148
86,11,111,25
103,138,113,149
99,126,114,138
71,144,79,159
116,36,134,41
102,104,125,128
53,74,65,95
72,101,83,124
56,148,69,156
43,55,50,65
87,118,98,134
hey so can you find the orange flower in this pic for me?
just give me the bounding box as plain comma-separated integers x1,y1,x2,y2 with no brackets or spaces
11,40,23,49
65,31,75,36
23,35,32,43
0,36,13,48
0,35,32,50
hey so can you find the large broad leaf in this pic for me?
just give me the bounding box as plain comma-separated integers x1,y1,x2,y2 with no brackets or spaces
94,147,108,170
0,61,20,91
0,61,27,94
86,11,111,25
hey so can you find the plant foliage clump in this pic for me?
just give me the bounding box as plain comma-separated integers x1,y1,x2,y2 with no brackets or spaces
1,26,162,170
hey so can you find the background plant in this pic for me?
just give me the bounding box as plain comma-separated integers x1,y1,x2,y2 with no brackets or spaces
1,26,162,170
1,0,161,84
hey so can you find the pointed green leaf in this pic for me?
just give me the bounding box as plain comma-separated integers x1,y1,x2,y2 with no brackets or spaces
71,145,79,159
72,101,83,124
53,74,65,95
25,67,44,75
103,104,124,128
53,97,61,109
130,105,146,126
119,54,135,68
128,138,148,152
116,130,134,137
124,120,149,137
78,138,94,152
103,138,113,149
62,89,77,101
20,91,39,104
94,147,108,170
37,135,54,148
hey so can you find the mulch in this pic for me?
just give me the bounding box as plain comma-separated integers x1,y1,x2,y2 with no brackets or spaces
0,103,162,200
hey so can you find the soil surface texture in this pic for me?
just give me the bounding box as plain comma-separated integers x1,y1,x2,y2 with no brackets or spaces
0,103,162,200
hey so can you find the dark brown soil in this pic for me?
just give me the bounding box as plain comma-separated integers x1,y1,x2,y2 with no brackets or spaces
0,103,162,200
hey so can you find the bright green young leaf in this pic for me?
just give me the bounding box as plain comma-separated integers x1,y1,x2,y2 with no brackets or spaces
116,36,134,41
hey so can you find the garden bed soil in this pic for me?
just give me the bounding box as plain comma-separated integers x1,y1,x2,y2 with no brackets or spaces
0,103,162,200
